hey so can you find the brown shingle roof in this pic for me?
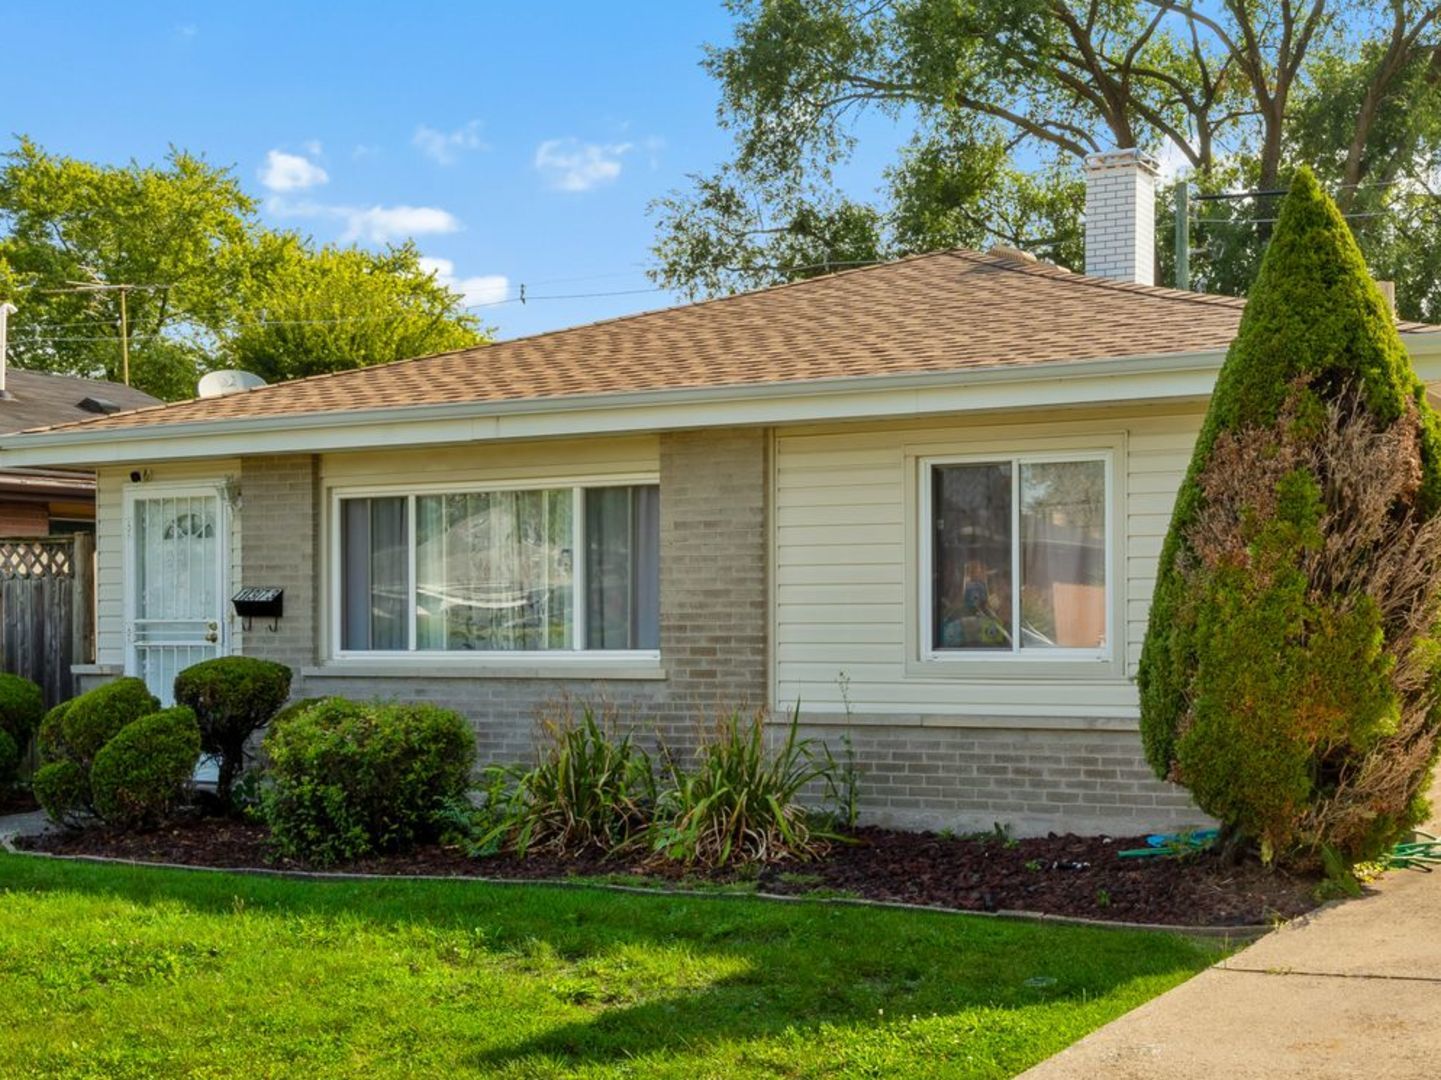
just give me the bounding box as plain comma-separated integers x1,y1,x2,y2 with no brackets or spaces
21,248,1440,435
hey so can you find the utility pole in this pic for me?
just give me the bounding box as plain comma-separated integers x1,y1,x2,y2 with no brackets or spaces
44,279,167,386
117,286,130,386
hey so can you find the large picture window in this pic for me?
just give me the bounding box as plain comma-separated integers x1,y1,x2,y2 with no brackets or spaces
926,455,1108,656
337,483,659,654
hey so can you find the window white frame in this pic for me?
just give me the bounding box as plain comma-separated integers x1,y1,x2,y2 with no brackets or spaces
326,474,661,664
918,449,1115,665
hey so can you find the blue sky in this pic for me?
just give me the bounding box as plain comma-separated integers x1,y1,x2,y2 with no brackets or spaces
8,2,898,340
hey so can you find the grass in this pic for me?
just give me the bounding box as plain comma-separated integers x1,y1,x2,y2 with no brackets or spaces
0,853,1227,1079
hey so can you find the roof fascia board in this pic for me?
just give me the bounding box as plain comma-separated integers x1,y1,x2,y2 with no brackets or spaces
3,339,1437,467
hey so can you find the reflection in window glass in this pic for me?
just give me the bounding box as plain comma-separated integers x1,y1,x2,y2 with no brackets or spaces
930,457,1107,653
414,489,574,651
932,462,1013,650
338,485,661,654
1020,461,1107,649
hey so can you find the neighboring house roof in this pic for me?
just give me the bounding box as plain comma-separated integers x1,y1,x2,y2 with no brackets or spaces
0,369,160,434
28,247,1438,438
0,371,160,499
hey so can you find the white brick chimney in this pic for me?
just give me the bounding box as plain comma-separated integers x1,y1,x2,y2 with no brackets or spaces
1084,148,1159,285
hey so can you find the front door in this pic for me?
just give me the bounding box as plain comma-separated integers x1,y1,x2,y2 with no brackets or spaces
126,486,228,705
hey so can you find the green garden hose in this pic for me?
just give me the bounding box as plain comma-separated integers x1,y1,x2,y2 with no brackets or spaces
1388,831,1441,870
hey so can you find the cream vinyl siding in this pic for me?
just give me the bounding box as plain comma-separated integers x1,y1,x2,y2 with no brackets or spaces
773,407,1205,722
94,459,243,667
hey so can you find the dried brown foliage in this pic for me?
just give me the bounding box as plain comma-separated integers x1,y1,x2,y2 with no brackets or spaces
1179,382,1441,861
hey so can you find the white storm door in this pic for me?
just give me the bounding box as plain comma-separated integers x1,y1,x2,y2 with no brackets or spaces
125,486,228,705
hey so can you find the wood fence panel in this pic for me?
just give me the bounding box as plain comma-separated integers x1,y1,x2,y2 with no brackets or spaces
0,536,94,709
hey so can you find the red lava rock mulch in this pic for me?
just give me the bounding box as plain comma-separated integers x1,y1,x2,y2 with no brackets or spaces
15,817,1320,928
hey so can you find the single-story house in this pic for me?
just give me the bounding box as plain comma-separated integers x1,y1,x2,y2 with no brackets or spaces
4,149,1440,836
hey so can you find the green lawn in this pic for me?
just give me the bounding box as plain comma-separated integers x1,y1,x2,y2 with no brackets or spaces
0,853,1225,1079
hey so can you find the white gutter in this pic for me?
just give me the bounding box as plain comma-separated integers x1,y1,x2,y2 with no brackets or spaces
1,336,1438,468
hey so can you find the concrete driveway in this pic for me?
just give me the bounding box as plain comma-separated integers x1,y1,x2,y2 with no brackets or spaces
1020,864,1441,1079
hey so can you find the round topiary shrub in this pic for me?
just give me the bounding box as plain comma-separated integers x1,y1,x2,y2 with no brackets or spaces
0,729,17,787
59,678,161,771
90,707,202,829
173,656,292,805
34,759,90,826
36,700,72,764
262,698,475,865
0,673,44,783
1139,168,1441,867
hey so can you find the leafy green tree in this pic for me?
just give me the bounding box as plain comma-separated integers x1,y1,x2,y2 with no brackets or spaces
224,236,483,383
1138,169,1441,867
0,137,251,399
654,1,1441,317
0,138,486,399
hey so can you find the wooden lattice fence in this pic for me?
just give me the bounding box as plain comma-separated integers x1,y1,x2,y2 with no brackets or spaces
0,534,94,711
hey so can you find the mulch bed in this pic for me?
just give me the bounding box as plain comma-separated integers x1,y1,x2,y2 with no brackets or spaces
15,817,1321,928
0,788,40,815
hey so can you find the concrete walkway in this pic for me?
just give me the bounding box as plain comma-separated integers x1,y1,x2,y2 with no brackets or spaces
1020,866,1441,1079
0,808,51,845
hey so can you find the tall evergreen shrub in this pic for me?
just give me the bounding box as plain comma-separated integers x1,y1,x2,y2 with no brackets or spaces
1138,167,1441,865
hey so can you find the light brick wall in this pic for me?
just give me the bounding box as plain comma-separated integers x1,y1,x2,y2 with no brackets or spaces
237,455,319,668
1084,148,1158,286
655,428,769,732
236,427,769,758
796,720,1204,836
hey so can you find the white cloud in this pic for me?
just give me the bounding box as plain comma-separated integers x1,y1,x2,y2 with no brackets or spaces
302,139,324,158
260,149,329,192
414,121,487,165
341,205,461,243
418,256,509,307
534,138,633,192
268,197,463,244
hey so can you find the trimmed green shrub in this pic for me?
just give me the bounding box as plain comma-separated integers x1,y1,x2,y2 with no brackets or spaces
173,657,292,805
262,698,475,865
33,760,89,826
1138,167,1441,866
270,697,326,728
35,701,71,764
0,729,17,786
56,678,160,771
476,705,657,857
0,673,44,783
90,707,202,829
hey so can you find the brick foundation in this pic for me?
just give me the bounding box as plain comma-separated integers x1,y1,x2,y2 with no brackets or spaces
794,718,1204,837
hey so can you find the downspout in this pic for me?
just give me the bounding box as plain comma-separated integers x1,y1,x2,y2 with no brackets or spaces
0,301,16,401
